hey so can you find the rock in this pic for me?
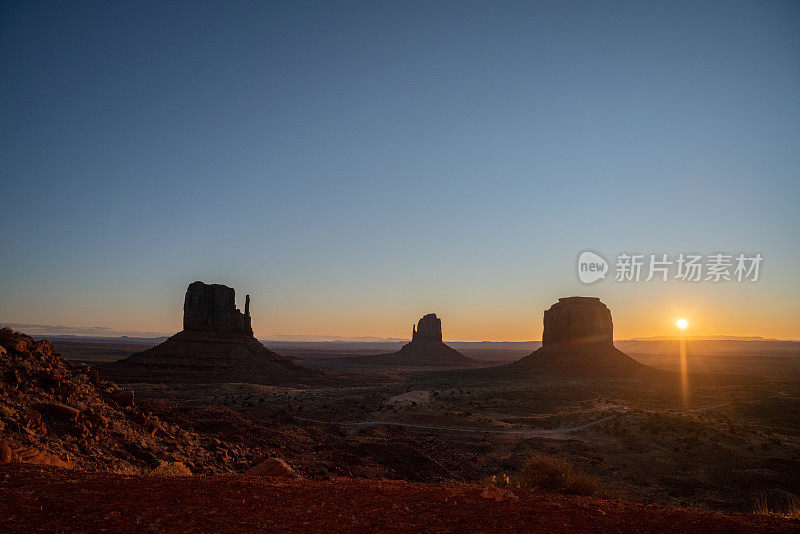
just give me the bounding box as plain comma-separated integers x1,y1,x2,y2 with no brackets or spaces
99,282,323,385
0,442,11,463
37,369,62,389
33,340,54,357
87,368,100,385
4,369,21,388
480,485,519,502
245,457,300,478
86,409,109,430
10,339,29,353
37,402,80,422
412,313,443,342
498,297,650,376
127,443,157,464
541,297,613,352
183,281,253,336
22,407,42,428
351,313,474,367
110,389,135,407
69,422,90,439
147,420,160,436
13,447,71,468
0,327,237,474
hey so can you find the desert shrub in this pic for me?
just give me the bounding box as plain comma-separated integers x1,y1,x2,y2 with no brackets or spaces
113,463,144,475
151,461,192,477
489,454,608,496
753,489,800,519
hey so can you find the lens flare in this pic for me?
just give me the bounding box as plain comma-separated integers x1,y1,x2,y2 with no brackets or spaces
676,318,689,405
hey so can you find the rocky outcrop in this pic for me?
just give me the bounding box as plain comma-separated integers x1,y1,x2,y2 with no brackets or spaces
541,297,613,352
0,327,233,473
412,314,443,342
100,282,323,385
346,314,476,368
500,297,649,376
183,281,252,336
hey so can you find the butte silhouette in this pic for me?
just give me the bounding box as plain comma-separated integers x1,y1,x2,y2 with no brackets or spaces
347,313,476,367
100,281,322,384
505,297,648,375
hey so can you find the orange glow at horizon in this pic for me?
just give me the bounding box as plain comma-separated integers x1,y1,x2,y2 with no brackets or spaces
9,290,799,342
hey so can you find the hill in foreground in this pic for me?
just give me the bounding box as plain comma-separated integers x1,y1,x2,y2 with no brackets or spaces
0,327,235,473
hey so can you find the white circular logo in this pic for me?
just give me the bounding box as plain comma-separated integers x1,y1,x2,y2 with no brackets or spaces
577,251,608,284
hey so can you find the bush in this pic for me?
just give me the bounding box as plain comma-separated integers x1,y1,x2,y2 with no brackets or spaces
489,454,607,496
151,461,192,477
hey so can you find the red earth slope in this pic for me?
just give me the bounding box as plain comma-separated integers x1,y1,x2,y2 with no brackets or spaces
1,464,797,533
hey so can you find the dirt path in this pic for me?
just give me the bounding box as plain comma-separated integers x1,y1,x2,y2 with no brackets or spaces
298,389,794,440
352,413,623,439
297,412,625,441
1,464,795,533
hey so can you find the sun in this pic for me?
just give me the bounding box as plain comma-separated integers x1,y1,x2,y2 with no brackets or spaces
676,318,688,329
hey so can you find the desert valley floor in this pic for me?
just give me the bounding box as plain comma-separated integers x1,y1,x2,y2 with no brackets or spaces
1,328,799,532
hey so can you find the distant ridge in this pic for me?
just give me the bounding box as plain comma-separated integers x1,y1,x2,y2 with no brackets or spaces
623,335,797,342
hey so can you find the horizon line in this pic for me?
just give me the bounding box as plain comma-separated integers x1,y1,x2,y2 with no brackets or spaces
2,323,797,344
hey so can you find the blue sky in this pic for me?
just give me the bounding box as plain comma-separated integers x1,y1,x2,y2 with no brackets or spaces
1,1,798,340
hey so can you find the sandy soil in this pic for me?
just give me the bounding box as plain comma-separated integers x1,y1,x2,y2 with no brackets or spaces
1,464,797,533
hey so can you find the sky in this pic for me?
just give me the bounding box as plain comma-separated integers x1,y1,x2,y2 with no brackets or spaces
1,1,799,341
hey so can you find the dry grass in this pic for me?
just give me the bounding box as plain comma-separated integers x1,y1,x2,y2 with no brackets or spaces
488,454,609,496
753,489,800,519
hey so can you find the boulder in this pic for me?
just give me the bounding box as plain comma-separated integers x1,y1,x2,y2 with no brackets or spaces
37,402,80,422
0,442,11,463
37,370,62,389
13,447,71,468
34,340,55,357
10,340,29,353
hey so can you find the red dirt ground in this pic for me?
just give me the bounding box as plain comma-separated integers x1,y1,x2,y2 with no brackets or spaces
1,465,798,533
